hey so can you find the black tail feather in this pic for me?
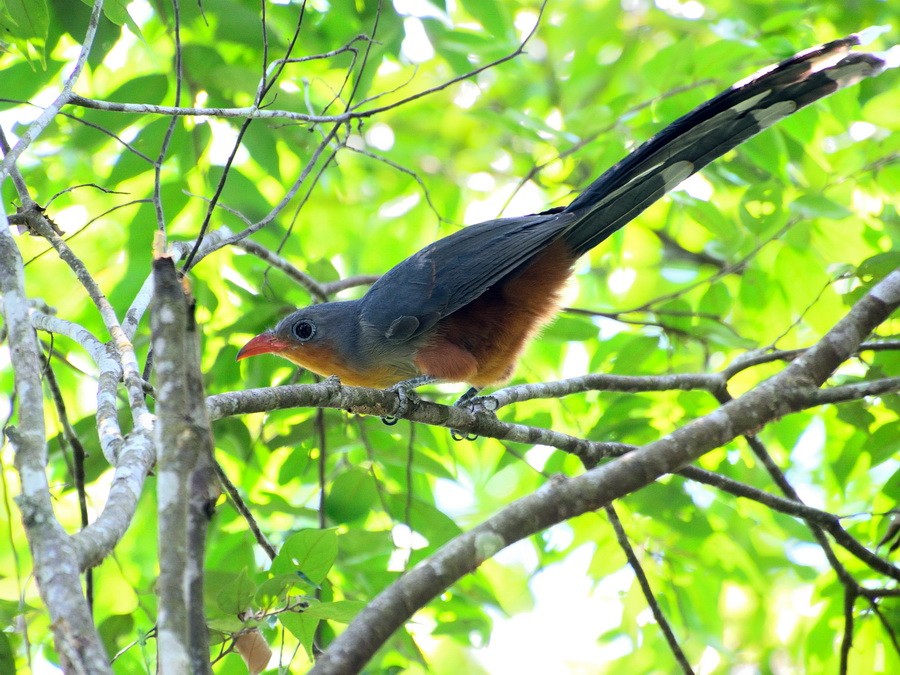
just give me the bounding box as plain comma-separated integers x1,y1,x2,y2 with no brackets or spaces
562,33,892,256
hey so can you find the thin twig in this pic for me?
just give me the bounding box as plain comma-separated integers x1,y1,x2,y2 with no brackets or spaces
0,0,106,180
181,0,309,272
42,358,93,607
605,504,692,674
213,460,277,560
840,587,857,675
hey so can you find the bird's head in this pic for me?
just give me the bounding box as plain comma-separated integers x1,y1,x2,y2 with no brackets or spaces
237,302,352,375
236,300,407,388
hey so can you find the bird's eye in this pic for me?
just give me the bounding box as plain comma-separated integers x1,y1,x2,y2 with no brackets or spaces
292,319,316,342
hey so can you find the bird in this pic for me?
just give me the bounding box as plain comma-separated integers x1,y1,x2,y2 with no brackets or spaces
237,31,894,401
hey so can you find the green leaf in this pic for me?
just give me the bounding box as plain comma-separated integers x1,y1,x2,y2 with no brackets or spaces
862,89,900,130
0,599,26,627
858,251,900,280
789,195,853,220
76,0,139,35
459,0,511,38
656,298,693,333
271,529,338,585
867,422,900,467
699,282,731,316
325,468,378,524
279,611,318,658
0,0,49,63
2,0,48,41
217,568,257,615
98,613,135,658
881,467,900,500
608,336,661,375
0,632,14,675
542,315,598,342
255,574,314,607
300,599,365,623
759,9,809,32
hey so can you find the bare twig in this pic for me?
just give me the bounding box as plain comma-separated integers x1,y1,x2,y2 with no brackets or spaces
181,0,310,272
214,461,277,560
840,587,857,675
679,467,899,581
606,504,692,674
152,0,185,240
0,0,106,180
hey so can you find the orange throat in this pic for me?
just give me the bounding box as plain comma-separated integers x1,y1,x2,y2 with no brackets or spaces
237,333,411,389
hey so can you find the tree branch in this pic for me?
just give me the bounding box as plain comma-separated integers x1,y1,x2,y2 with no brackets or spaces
206,380,634,465
151,254,219,674
308,270,900,674
0,0,106,181
1,200,110,672
678,467,899,581
606,504,692,673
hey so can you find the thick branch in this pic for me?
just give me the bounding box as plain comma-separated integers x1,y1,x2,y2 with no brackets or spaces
309,271,900,674
151,256,218,674
1,204,110,672
206,380,633,464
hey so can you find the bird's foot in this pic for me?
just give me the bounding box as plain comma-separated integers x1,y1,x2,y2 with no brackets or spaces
382,376,436,425
450,387,498,440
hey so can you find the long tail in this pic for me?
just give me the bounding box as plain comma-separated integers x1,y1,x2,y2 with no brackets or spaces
561,29,897,257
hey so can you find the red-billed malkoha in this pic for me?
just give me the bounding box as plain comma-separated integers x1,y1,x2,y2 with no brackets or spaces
238,32,894,393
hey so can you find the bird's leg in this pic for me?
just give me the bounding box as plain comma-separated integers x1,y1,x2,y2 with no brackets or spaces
454,386,481,409
394,375,439,389
450,387,480,440
382,375,437,424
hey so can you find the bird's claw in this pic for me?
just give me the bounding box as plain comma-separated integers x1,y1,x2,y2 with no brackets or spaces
454,392,498,415
470,395,499,413
450,389,497,440
382,382,420,425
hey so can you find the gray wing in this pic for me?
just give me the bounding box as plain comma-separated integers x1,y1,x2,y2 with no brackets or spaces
358,31,893,344
358,210,576,341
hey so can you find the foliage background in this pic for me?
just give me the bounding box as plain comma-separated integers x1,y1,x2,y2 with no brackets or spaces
0,0,898,672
